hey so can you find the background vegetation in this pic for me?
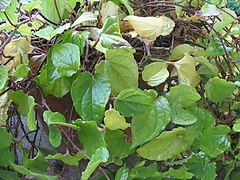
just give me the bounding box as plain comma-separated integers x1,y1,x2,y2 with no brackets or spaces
0,0,239,179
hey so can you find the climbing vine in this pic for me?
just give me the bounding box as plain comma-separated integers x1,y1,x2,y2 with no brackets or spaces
0,0,239,179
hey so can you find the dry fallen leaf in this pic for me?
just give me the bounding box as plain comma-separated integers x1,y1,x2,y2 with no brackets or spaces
124,15,175,41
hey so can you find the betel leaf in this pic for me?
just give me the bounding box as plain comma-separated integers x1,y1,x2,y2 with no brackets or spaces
40,0,66,24
95,48,138,95
124,15,175,40
105,130,130,159
35,23,70,40
10,163,58,180
115,164,129,180
71,72,111,124
9,91,36,131
204,77,236,103
21,0,42,12
0,65,8,90
98,16,130,49
43,111,66,148
172,52,201,87
169,44,194,61
201,162,217,180
137,127,195,161
196,56,219,77
166,84,201,107
35,51,71,97
142,62,169,87
46,152,84,166
129,162,161,179
163,166,194,179
171,107,198,125
81,147,109,180
233,118,240,132
23,151,48,174
115,88,154,117
131,96,171,148
74,119,106,155
51,43,80,77
104,109,130,130
120,0,133,15
200,125,231,158
0,128,12,149
13,64,30,78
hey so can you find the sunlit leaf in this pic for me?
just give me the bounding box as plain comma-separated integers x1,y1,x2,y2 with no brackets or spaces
163,166,194,179
137,127,195,161
169,44,194,61
233,119,240,132
0,93,10,126
104,109,130,130
142,62,169,87
96,48,138,95
72,12,97,27
124,15,175,40
81,147,109,180
0,65,8,90
172,52,201,87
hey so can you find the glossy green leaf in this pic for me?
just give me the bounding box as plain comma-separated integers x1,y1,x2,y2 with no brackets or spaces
11,163,58,180
0,128,12,149
201,162,217,180
142,62,169,86
81,147,109,180
104,109,130,130
115,88,154,117
200,125,231,158
99,16,130,49
43,111,65,148
137,127,195,161
24,151,48,174
173,52,201,87
233,118,240,132
46,152,84,166
105,130,130,159
0,169,19,180
131,96,171,148
9,91,36,131
166,84,201,107
200,4,220,16
13,64,30,78
204,38,231,56
169,44,194,61
115,164,129,180
0,65,8,90
35,49,71,97
51,43,80,77
205,77,236,103
163,166,194,179
40,0,66,24
129,162,161,179
62,30,89,55
96,48,138,95
35,23,70,40
71,72,111,124
74,119,106,155
171,107,197,125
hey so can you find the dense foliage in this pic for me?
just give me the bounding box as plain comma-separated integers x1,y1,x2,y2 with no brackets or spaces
0,0,239,179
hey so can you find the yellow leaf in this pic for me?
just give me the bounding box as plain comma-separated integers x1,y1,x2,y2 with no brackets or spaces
2,37,33,71
0,93,11,126
124,15,175,41
173,53,201,87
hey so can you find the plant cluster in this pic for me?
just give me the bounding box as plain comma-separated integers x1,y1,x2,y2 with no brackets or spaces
0,0,239,179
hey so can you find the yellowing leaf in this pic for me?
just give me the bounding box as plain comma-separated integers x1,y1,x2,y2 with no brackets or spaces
124,15,175,40
0,93,10,126
2,37,33,71
104,109,130,130
173,53,200,87
72,12,97,27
